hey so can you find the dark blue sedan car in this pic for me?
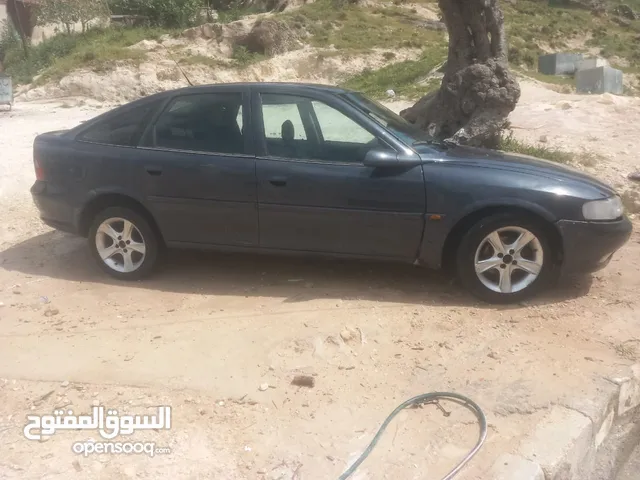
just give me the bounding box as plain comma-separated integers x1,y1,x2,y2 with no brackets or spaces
31,83,632,303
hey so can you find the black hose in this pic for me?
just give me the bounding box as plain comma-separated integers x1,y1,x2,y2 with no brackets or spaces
338,392,487,480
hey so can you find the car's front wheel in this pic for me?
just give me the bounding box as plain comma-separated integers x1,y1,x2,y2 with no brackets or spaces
88,206,159,280
456,213,555,303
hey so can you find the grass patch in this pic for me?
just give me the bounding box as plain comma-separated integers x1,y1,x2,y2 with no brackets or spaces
499,133,574,164
340,45,446,99
283,0,444,50
504,0,640,69
3,27,170,85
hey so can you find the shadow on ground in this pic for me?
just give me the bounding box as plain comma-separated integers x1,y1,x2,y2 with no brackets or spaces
0,230,594,308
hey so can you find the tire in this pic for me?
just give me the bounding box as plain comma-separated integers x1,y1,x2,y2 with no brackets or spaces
455,213,555,304
88,206,159,280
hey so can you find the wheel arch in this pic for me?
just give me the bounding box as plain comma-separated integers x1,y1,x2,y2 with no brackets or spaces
441,204,564,271
79,192,164,244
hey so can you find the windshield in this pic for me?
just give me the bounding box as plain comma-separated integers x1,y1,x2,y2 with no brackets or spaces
342,92,435,146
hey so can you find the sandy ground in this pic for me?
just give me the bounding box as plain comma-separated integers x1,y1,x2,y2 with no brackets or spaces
1,84,639,480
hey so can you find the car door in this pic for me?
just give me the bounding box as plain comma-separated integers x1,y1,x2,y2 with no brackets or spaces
254,90,426,259
134,89,259,247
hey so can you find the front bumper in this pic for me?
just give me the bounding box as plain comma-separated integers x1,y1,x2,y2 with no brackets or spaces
31,181,81,235
557,216,633,274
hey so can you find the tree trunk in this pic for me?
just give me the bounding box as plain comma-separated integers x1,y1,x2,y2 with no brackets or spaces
400,0,520,148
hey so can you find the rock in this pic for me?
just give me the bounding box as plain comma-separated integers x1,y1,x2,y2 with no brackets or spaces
0,302,4,307
613,4,637,20
72,460,82,472
340,328,354,342
242,18,301,56
61,380,70,387
257,468,267,474
217,400,225,406
92,399,100,407
628,172,640,182
539,135,548,143
259,383,269,391
291,375,315,388
488,351,499,360
386,89,396,98
44,307,59,317
558,101,572,110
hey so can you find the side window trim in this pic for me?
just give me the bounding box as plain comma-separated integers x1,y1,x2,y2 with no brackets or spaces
255,91,395,165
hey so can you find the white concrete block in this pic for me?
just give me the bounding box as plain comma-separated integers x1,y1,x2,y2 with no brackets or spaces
618,364,640,416
489,454,545,480
518,406,593,479
576,58,609,72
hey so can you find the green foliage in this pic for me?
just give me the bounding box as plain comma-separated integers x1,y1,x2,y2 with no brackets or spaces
36,0,109,33
499,132,574,164
3,27,162,84
231,45,264,67
341,45,446,99
0,21,21,63
108,0,203,28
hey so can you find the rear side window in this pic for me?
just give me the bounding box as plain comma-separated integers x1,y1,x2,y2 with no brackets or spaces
151,93,246,155
78,103,157,147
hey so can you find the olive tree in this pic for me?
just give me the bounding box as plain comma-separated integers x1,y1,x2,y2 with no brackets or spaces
400,0,520,148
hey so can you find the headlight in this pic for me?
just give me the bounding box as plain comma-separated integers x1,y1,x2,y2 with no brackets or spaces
582,196,624,221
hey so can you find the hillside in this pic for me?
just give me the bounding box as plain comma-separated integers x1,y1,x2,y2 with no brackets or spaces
2,0,639,103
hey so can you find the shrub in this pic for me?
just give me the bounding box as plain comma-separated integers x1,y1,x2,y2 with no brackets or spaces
108,0,203,28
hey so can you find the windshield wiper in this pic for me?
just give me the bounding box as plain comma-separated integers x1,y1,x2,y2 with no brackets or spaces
413,139,457,148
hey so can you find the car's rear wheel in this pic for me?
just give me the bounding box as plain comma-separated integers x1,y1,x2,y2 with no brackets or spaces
456,213,555,303
88,206,159,280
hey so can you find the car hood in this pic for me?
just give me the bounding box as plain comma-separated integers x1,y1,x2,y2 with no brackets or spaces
424,145,616,197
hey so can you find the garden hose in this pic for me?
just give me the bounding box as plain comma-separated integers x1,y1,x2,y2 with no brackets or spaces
338,392,487,480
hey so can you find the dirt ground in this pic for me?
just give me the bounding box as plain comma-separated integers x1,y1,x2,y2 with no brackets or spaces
0,85,639,480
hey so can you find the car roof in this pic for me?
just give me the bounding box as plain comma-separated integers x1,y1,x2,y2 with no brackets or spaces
149,82,355,99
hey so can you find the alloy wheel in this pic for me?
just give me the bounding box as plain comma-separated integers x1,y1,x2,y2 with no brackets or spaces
473,226,544,294
95,217,147,273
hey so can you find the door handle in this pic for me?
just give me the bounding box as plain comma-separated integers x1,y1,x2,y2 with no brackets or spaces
145,166,163,176
269,177,287,187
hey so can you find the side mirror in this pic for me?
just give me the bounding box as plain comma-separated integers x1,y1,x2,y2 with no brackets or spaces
363,148,421,167
363,149,400,167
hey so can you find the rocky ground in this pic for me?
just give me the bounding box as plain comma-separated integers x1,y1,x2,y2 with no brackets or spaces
0,81,639,479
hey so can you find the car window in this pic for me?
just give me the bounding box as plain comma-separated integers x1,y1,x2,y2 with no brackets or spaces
260,93,378,163
262,104,307,140
311,101,375,144
152,93,245,155
78,103,157,147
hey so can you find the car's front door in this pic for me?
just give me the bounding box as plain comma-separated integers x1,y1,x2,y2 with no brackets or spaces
254,91,426,259
135,90,259,247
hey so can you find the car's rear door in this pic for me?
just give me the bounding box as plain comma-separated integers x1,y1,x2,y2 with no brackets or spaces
253,88,425,259
135,87,259,247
